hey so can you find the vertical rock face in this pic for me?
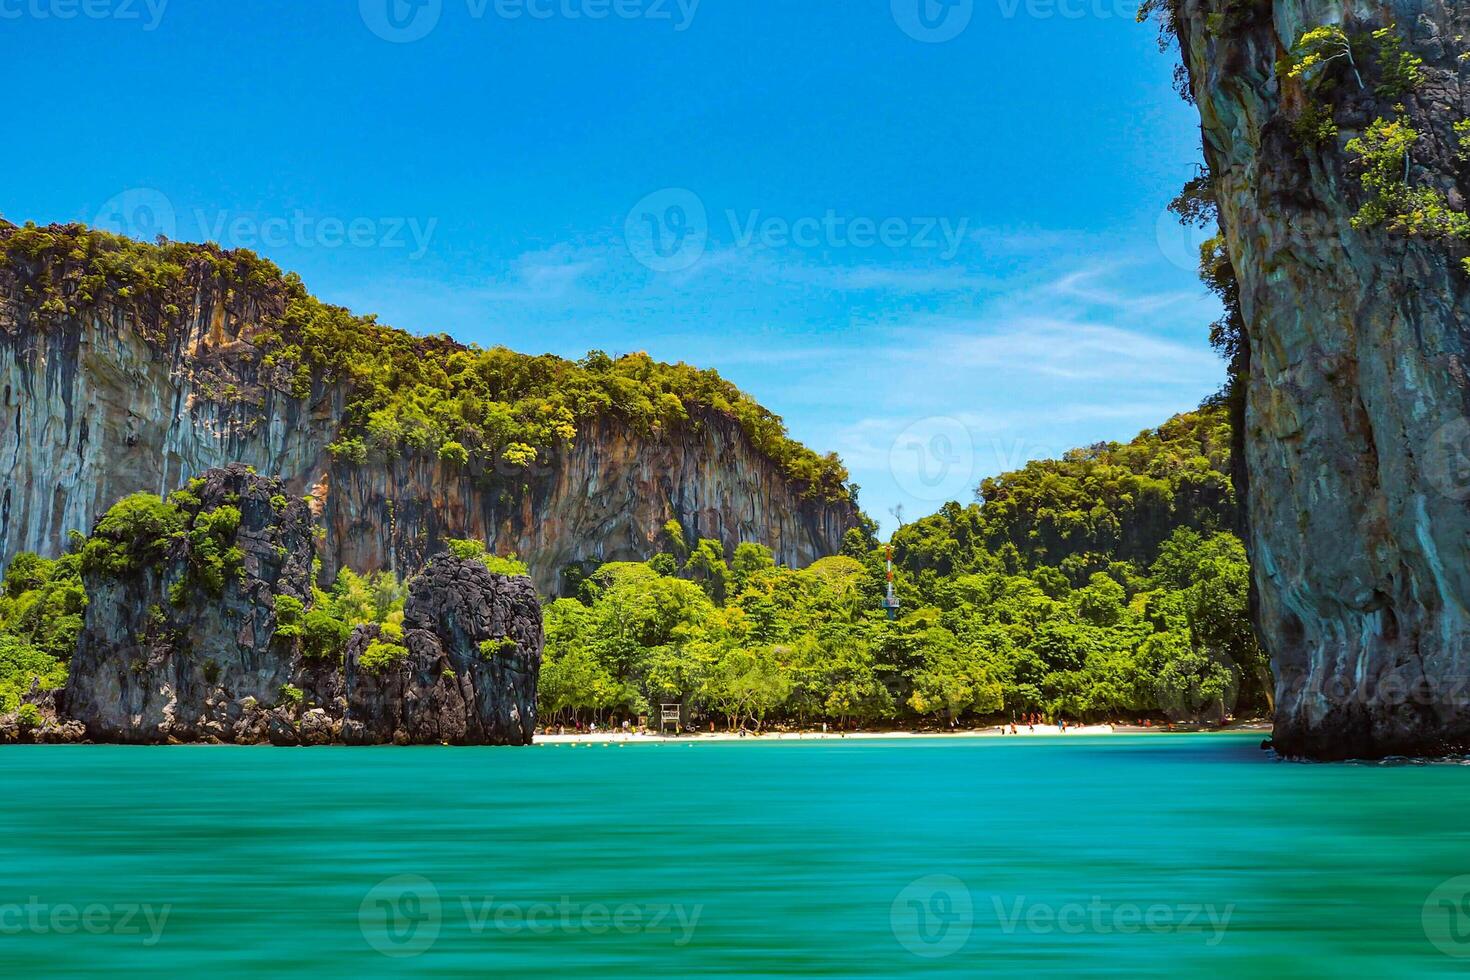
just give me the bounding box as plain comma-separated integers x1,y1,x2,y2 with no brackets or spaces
66,464,315,743
343,555,542,746
322,412,855,591
1176,0,1470,756
0,251,856,595
65,465,543,744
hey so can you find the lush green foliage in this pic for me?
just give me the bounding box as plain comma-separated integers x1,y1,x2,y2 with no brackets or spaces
1369,25,1425,99
963,407,1236,575
79,493,189,577
0,220,850,501
277,566,410,665
541,410,1267,730
360,624,410,674
0,553,85,713
1348,114,1470,245
1282,26,1363,93
445,539,530,576
81,486,246,601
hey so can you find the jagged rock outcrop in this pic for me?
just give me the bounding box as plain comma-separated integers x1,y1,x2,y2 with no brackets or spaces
66,464,315,742
0,681,86,744
0,228,857,595
1175,0,1470,757
342,555,542,745
64,465,542,745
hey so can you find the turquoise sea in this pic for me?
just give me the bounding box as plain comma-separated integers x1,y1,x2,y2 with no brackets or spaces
2,733,1468,977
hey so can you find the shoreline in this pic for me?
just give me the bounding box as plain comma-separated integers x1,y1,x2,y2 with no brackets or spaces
533,722,1273,745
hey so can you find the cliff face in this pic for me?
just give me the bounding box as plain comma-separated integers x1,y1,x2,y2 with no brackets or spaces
66,465,542,745
0,248,856,595
323,412,855,590
1176,0,1470,757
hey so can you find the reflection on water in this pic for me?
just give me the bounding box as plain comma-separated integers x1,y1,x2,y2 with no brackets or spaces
0,734,1466,976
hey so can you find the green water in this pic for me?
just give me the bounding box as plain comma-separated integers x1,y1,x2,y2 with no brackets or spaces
2,734,1468,977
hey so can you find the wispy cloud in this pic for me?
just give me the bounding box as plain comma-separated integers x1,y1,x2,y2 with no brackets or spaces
891,317,1218,382
476,244,604,302
1044,264,1206,319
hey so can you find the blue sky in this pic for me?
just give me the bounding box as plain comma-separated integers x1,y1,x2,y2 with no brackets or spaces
3,0,1220,534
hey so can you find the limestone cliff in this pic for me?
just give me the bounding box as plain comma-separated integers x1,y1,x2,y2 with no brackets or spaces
65,464,542,745
0,223,857,596
1172,0,1470,756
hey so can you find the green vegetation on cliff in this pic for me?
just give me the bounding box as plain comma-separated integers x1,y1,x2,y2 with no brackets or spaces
540,407,1266,730
0,219,850,500
0,408,1260,729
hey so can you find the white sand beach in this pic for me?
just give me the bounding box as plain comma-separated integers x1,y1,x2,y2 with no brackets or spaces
530,722,1271,745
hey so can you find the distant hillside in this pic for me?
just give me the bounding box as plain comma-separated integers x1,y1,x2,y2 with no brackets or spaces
894,406,1236,585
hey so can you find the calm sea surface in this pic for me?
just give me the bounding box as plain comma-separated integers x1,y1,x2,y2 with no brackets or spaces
2,734,1468,977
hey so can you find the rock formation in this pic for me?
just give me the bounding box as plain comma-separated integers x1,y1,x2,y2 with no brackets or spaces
64,464,542,745
1173,0,1470,756
66,464,313,743
342,555,542,746
0,225,857,595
